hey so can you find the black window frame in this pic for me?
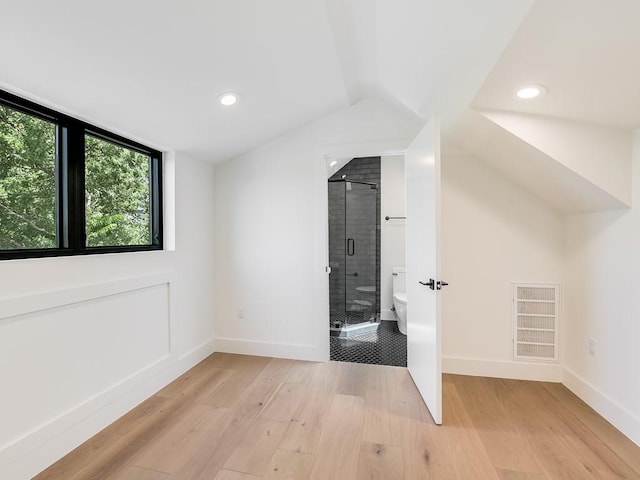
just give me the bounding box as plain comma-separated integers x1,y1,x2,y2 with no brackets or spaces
0,89,163,260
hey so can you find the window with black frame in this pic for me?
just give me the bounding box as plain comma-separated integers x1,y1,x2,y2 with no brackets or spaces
0,89,162,259
0,102,58,250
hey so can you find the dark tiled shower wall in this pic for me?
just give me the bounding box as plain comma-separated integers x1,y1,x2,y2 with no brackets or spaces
328,157,381,316
328,182,346,315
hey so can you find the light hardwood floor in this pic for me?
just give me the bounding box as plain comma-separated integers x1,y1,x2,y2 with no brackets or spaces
35,353,640,479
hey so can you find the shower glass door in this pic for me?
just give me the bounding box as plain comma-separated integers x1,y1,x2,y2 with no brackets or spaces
345,181,377,324
329,179,378,328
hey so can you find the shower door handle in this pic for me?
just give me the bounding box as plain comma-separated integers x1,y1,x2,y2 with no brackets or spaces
347,238,355,256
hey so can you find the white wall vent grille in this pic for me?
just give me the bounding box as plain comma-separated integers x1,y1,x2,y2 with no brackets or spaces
513,284,559,362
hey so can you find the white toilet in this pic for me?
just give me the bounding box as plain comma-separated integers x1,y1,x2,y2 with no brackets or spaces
392,267,407,335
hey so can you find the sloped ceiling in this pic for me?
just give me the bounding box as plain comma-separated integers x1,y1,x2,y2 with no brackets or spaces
453,110,630,214
4,0,633,215
472,0,640,129
449,0,640,213
373,0,533,124
0,0,350,162
0,0,532,163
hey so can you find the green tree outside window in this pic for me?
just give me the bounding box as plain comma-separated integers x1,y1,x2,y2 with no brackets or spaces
0,105,56,249
85,135,151,247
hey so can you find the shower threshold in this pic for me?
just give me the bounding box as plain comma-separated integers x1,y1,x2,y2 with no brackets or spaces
330,320,379,338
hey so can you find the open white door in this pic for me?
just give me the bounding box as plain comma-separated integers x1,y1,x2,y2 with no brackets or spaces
405,117,443,424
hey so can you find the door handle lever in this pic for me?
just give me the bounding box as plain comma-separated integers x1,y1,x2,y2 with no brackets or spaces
419,279,436,290
437,280,448,290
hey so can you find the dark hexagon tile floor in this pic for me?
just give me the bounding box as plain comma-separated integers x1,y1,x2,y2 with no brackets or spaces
330,320,407,367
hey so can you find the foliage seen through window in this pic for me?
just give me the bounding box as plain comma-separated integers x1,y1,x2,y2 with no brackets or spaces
0,104,57,249
85,135,152,247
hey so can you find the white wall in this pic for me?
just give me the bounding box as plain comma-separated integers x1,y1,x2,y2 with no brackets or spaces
562,129,640,446
0,152,216,479
380,154,406,320
441,152,565,381
213,97,420,361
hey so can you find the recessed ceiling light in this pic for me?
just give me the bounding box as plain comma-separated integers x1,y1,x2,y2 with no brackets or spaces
329,161,337,167
516,85,547,99
218,92,239,106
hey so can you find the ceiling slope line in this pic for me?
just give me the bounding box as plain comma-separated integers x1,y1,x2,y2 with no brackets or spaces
450,109,631,215
480,110,632,207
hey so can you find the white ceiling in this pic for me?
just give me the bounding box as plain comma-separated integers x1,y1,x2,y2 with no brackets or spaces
6,0,634,170
373,0,533,124
473,0,640,129
0,0,532,163
446,0,640,214
0,0,350,161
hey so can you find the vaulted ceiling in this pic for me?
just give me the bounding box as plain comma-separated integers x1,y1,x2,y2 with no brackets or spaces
2,0,638,211
0,0,532,162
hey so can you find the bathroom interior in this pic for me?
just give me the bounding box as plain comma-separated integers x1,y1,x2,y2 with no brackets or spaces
327,155,407,367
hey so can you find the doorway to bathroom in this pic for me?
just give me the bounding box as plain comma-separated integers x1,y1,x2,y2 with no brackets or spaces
327,156,407,367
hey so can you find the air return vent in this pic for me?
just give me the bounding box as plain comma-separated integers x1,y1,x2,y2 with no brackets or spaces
513,284,559,362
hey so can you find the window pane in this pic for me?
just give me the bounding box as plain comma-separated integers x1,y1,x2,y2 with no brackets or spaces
85,135,151,247
0,104,57,250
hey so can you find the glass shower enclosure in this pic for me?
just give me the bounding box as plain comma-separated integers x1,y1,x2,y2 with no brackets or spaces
328,179,379,334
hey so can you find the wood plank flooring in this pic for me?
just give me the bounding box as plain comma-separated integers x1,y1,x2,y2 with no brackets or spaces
35,353,640,480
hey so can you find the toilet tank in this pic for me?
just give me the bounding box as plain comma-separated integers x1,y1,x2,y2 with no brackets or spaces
392,267,406,294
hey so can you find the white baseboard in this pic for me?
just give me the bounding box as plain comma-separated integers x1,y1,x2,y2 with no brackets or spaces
2,339,215,480
177,338,217,365
443,356,563,382
214,337,327,362
563,367,640,447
